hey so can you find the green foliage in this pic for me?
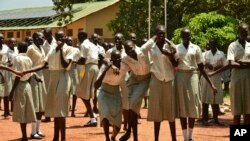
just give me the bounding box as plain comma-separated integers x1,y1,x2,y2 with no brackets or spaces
107,0,164,45
53,0,107,26
172,12,237,53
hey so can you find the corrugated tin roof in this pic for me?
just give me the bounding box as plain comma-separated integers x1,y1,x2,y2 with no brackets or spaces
0,10,56,20
0,0,120,30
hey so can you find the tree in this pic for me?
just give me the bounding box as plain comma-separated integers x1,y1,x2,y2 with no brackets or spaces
172,12,237,53
107,0,164,45
52,0,107,26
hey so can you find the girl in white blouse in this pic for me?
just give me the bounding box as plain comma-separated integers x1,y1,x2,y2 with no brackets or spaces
22,30,79,141
95,50,127,141
175,27,217,141
201,39,227,126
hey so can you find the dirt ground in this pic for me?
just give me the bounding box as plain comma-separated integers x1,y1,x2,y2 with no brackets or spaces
0,98,232,141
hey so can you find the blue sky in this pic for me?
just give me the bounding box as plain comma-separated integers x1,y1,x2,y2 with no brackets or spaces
0,0,54,11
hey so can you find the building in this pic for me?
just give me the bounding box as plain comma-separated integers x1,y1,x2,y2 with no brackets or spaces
0,0,121,44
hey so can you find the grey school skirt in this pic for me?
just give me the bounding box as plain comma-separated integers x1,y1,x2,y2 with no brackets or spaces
13,81,36,123
45,70,71,117
201,70,223,104
230,68,250,115
126,73,150,114
175,70,201,118
97,83,122,128
30,71,47,112
147,74,176,122
69,65,80,95
76,63,99,100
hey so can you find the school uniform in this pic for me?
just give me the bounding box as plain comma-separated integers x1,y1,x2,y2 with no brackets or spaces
26,43,47,112
106,46,129,110
42,38,57,91
0,44,9,97
69,63,80,95
44,43,77,117
201,49,227,104
68,46,81,95
175,42,203,118
142,39,176,122
76,39,103,100
97,63,128,128
122,46,150,114
227,40,250,115
3,46,18,97
12,53,36,123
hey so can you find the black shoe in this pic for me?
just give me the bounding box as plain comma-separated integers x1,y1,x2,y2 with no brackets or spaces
111,136,115,141
71,114,76,117
210,119,225,126
21,137,28,141
83,120,97,127
30,133,42,139
119,131,131,141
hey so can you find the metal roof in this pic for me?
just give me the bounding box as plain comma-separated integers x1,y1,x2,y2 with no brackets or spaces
0,10,57,20
0,0,120,30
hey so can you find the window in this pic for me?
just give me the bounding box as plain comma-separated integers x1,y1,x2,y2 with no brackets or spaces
16,31,20,38
7,32,13,38
78,28,84,32
67,29,73,36
94,28,103,36
26,31,31,36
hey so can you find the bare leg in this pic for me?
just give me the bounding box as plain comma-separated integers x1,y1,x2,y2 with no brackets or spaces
169,121,176,141
123,109,128,131
3,96,10,118
82,98,89,117
202,103,209,125
188,118,195,140
233,115,241,125
83,99,94,118
180,117,187,141
102,118,110,141
243,114,250,125
111,126,120,141
131,110,138,141
71,95,77,117
83,99,97,127
154,122,161,141
0,98,2,110
212,104,219,122
143,96,148,108
119,110,132,141
53,118,59,141
20,123,28,141
93,90,98,113
58,117,66,141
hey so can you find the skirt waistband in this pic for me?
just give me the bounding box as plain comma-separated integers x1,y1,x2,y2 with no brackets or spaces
177,69,198,73
101,83,120,94
131,73,151,81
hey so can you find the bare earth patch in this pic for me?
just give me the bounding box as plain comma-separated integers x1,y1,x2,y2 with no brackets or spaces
0,99,231,141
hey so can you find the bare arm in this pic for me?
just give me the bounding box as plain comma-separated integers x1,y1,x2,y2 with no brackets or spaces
0,65,21,76
76,57,86,65
9,76,20,101
94,64,111,89
208,64,230,76
198,63,217,95
23,62,48,74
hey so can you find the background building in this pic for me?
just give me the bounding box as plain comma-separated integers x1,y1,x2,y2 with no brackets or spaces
0,0,121,44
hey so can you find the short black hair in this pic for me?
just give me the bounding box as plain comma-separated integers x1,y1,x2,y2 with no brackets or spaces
18,41,28,53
